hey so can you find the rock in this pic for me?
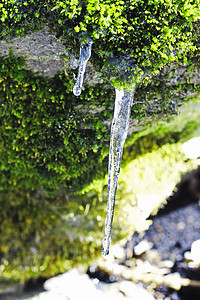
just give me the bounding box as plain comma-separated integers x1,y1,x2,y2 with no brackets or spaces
134,240,153,256
0,26,102,83
91,279,156,300
42,269,155,300
184,239,200,268
119,280,155,300
44,268,107,300
0,26,68,77
1,26,199,136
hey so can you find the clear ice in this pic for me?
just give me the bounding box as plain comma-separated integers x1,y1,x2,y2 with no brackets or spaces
102,86,136,256
73,39,93,96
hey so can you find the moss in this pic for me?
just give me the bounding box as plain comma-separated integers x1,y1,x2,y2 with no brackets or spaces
0,51,199,192
0,188,106,281
0,0,200,284
1,95,200,283
1,0,200,83
0,51,114,191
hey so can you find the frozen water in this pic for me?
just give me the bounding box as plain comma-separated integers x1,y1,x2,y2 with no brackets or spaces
102,85,136,256
73,39,93,96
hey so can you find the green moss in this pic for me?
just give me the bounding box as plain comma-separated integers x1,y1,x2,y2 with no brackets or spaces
125,94,200,161
1,0,200,83
0,51,115,191
1,51,199,193
0,0,200,284
0,188,106,281
1,83,200,283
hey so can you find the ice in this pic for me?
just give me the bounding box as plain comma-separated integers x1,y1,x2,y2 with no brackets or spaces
73,39,93,96
102,85,136,256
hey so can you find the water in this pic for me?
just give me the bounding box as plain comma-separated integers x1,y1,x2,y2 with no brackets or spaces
102,85,136,256
73,39,93,96
71,38,138,254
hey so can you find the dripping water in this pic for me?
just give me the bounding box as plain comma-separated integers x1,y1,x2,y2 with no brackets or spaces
73,38,93,96
102,85,136,256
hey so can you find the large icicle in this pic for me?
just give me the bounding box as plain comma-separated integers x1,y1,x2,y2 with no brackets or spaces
73,39,93,96
102,85,136,256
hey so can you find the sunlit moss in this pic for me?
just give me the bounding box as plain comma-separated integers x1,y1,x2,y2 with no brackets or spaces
1,95,200,283
0,1,200,283
0,0,200,84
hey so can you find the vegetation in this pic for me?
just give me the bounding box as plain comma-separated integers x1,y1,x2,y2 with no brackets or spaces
0,51,113,191
0,0,200,285
1,96,200,282
1,51,199,192
1,1,200,77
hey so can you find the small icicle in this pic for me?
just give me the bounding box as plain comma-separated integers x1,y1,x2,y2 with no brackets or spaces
102,85,136,256
73,38,93,96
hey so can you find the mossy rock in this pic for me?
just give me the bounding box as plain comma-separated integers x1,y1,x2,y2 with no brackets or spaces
0,0,200,284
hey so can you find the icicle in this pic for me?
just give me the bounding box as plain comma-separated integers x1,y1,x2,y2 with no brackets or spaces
73,38,93,96
102,85,136,256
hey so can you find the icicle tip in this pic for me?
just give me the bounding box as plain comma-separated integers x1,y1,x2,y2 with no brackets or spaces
102,236,111,256
102,246,109,256
73,86,81,96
